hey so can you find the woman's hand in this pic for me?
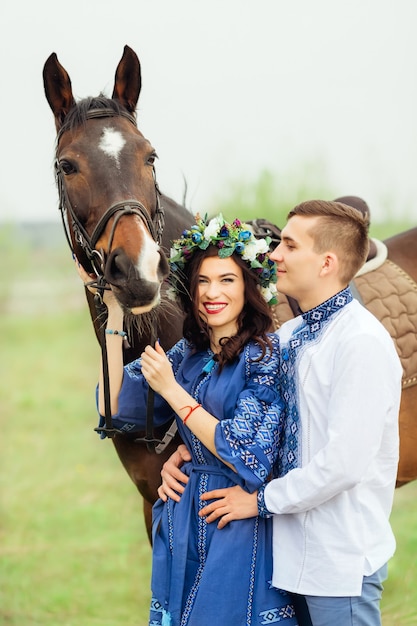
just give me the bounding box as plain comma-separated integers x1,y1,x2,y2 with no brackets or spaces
73,254,96,290
141,341,176,395
73,254,118,308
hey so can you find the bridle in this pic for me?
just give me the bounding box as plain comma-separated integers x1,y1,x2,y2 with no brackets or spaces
55,107,176,453
54,108,165,277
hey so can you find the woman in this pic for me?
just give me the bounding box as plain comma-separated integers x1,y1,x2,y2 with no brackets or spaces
80,214,297,626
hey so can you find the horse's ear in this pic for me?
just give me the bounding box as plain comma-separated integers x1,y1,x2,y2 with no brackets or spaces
43,53,76,132
112,45,141,115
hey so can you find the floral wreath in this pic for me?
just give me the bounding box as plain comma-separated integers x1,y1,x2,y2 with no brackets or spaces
169,213,278,305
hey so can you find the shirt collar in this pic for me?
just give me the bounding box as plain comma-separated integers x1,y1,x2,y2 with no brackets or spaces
301,287,353,327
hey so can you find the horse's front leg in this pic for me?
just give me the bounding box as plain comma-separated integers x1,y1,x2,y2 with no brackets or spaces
112,433,181,543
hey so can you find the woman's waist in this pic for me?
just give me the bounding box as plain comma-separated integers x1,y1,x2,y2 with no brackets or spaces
189,463,227,475
185,460,242,489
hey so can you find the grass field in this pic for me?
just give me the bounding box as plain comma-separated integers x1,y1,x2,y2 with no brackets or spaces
1,223,416,625
1,307,153,625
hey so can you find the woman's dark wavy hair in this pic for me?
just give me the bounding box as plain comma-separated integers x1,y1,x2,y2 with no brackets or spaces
175,245,274,371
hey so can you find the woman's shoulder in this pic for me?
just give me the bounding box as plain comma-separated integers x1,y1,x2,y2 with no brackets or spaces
168,336,192,359
244,333,280,370
241,335,280,398
246,332,279,355
267,331,280,348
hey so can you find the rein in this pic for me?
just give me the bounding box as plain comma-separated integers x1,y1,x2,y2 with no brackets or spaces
55,107,174,453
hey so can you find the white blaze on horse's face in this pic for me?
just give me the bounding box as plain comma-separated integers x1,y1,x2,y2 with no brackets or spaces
99,127,126,167
129,219,162,315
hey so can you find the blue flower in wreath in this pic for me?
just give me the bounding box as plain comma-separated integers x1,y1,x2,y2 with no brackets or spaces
238,230,252,241
191,231,203,244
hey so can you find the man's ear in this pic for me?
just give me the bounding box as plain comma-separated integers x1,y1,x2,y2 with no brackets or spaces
320,252,338,276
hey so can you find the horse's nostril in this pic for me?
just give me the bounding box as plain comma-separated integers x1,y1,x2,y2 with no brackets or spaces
158,253,170,281
105,249,131,284
111,254,124,278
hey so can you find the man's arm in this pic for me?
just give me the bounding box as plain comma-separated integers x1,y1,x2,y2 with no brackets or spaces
199,485,258,528
157,444,191,502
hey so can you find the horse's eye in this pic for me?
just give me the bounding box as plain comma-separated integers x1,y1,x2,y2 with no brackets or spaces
59,160,77,175
147,152,158,166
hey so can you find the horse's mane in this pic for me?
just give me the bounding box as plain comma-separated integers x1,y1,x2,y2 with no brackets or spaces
57,96,133,144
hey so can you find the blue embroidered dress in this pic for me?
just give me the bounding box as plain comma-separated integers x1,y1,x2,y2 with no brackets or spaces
103,334,298,626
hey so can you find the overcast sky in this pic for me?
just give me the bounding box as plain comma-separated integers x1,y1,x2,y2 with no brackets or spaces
1,0,416,223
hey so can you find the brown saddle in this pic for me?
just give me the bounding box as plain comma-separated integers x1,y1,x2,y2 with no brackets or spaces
353,260,417,389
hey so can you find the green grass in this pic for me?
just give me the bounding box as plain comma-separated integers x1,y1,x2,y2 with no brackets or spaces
383,483,417,625
1,308,152,626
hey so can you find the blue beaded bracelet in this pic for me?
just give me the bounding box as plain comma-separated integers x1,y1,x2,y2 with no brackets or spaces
105,329,128,339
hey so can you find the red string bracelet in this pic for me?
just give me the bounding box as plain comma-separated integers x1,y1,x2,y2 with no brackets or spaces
181,403,202,424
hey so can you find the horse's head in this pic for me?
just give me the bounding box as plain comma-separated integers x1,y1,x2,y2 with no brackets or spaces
43,45,169,315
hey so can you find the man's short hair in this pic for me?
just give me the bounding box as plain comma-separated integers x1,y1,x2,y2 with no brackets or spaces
287,200,370,284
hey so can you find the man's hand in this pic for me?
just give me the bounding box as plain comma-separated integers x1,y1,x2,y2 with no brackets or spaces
199,485,258,529
157,444,191,502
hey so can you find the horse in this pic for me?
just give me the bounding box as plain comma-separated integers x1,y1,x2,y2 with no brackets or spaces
44,46,417,544
43,45,195,542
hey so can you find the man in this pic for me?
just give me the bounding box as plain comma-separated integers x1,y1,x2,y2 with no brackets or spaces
159,200,402,626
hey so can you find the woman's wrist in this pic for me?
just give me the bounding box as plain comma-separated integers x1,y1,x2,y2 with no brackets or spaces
106,304,124,328
105,329,127,339
161,384,195,416
181,403,202,424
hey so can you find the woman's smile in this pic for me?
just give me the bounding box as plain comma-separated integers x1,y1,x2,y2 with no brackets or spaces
203,302,228,314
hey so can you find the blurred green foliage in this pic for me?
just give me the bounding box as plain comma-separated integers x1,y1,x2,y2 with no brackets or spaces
208,167,414,240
